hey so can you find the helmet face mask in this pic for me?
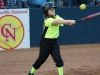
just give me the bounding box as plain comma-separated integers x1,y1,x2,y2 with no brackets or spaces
42,2,56,17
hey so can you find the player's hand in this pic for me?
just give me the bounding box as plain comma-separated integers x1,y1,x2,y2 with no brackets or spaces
68,20,76,26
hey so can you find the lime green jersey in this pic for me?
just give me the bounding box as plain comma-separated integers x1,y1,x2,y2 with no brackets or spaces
42,15,64,39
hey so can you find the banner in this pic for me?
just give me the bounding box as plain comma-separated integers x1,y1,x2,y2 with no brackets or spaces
0,9,30,50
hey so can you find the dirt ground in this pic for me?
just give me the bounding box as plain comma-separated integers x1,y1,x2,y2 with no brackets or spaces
0,44,100,75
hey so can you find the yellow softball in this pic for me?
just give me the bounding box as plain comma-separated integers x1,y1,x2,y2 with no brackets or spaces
80,4,86,10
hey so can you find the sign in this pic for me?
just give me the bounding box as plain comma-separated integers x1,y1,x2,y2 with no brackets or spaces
0,9,30,50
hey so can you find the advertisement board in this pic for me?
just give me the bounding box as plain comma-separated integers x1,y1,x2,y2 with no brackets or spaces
0,9,30,50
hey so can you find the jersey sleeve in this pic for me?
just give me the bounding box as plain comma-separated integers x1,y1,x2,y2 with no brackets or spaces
45,18,54,27
55,15,64,26
45,15,64,27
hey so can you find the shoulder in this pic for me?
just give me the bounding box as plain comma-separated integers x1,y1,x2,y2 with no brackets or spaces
55,14,64,20
55,14,60,17
44,18,55,26
45,17,54,22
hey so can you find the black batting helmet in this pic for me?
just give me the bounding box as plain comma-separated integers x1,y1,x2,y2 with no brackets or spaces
42,2,56,16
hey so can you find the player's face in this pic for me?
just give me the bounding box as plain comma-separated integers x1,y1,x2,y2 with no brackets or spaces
48,7,55,16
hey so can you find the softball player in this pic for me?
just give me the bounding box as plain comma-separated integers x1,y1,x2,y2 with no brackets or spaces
28,2,76,75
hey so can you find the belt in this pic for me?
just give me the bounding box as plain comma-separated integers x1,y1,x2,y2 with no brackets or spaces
43,38,57,40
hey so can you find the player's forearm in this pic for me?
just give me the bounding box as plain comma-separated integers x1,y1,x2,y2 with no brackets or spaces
52,20,69,25
52,20,76,25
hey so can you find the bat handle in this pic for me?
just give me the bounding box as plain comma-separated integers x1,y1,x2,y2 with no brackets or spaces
76,19,83,23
